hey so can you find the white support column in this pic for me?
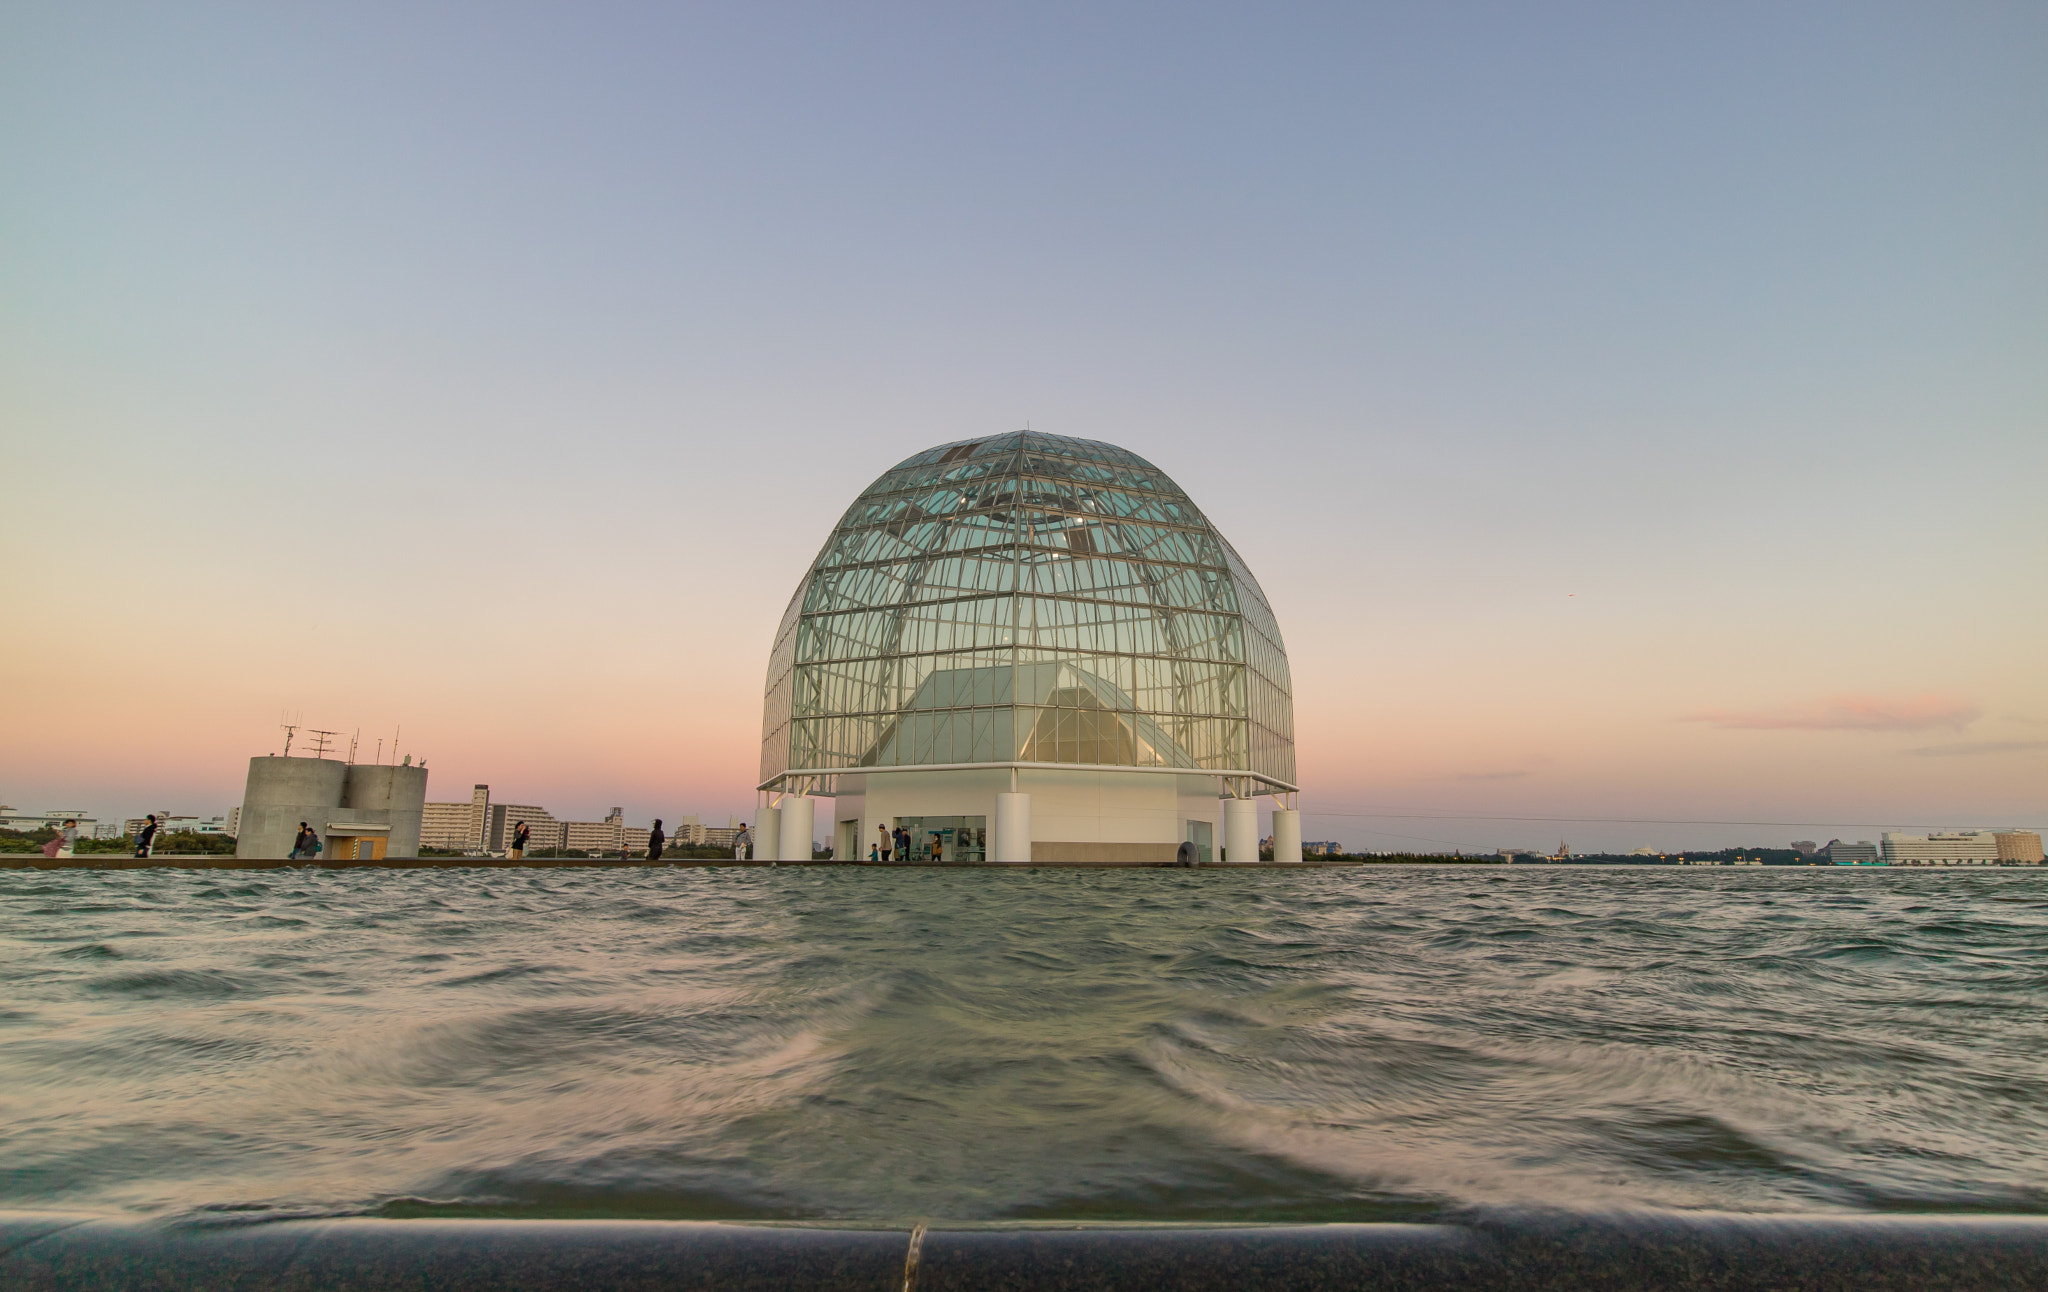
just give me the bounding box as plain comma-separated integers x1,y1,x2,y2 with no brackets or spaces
752,804,779,862
1271,807,1302,864
1224,796,1259,864
778,795,814,862
993,793,1032,864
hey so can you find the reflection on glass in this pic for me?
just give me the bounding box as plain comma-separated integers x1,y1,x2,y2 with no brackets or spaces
894,817,987,865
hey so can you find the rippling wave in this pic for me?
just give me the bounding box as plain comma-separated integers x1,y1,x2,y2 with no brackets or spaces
2,867,2043,1221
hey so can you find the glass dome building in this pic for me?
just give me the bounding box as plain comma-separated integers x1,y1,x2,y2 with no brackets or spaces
757,431,1300,865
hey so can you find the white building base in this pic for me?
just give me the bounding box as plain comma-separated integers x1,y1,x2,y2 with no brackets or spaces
845,768,1224,865
1271,808,1301,864
778,796,814,862
993,792,1032,863
1223,797,1259,863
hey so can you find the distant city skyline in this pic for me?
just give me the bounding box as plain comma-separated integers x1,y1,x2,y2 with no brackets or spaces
4,5,2042,853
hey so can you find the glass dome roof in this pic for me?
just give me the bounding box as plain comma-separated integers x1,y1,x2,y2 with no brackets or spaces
761,431,1294,790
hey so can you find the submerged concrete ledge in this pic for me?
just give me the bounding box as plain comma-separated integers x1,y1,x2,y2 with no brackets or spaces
4,1212,2045,1290
0,857,1361,871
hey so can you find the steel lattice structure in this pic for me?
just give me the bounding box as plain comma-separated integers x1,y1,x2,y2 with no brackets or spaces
761,431,1294,794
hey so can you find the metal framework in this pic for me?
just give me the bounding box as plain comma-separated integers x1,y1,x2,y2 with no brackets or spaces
760,431,1295,792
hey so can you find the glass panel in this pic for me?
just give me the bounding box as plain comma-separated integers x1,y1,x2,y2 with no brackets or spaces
894,816,988,864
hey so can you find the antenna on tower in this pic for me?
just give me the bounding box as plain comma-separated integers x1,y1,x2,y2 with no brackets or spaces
305,728,339,760
280,720,299,758
347,730,360,765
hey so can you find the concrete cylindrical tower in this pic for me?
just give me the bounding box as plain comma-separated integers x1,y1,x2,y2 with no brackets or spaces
235,757,349,859
1223,796,1260,864
993,792,1032,864
1271,808,1302,864
778,796,814,862
341,765,429,858
751,807,780,862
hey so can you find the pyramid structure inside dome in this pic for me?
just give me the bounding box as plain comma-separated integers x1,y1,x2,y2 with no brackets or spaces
760,431,1294,790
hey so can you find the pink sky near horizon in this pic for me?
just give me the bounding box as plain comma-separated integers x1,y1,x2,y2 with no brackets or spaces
4,5,2044,851
7,458,2042,853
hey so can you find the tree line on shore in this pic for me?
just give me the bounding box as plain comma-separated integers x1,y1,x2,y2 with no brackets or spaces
0,827,238,856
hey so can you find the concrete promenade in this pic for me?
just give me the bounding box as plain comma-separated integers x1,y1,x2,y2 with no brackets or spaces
2,855,1369,871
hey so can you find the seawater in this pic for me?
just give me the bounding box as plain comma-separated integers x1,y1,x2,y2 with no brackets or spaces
2,866,2043,1222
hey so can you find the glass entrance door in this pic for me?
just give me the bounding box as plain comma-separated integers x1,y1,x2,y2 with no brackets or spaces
893,816,988,864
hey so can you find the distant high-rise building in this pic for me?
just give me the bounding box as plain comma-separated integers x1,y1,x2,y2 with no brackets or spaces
4,809,100,836
1994,831,2044,863
421,785,491,851
1882,831,2002,865
122,814,228,836
420,803,475,850
488,804,563,852
562,818,621,853
1822,839,1880,864
1790,840,1817,856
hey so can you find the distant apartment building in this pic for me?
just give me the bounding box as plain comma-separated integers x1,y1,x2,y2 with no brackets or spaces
420,801,476,850
421,785,492,851
1822,840,1880,864
1871,830,2042,865
124,814,233,837
561,808,621,854
701,826,743,850
1995,831,2045,863
3,808,100,836
561,807,650,855
561,818,617,853
1883,830,2002,865
487,804,564,852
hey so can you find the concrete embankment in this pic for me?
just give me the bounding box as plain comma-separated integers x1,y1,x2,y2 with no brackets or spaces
2,855,1365,870
3,1211,2045,1291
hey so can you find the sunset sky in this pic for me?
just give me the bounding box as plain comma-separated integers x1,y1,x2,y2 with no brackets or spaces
5,4,2043,852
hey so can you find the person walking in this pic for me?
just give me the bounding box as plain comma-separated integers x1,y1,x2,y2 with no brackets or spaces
895,825,911,862
647,819,666,863
733,822,751,862
52,819,80,859
877,824,892,863
509,820,530,860
133,814,159,859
